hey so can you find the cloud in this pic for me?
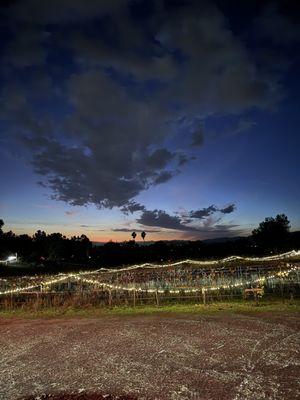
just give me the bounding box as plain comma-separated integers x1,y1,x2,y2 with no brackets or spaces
255,3,300,46
2,27,46,68
189,205,217,219
226,118,256,137
191,131,204,147
179,224,246,240
6,0,127,24
156,1,283,113
137,209,197,231
112,228,159,233
120,201,145,214
219,204,236,214
147,149,175,169
190,123,205,147
65,210,79,216
154,170,177,185
0,0,294,209
188,204,236,219
177,153,195,167
136,203,237,236
136,207,242,239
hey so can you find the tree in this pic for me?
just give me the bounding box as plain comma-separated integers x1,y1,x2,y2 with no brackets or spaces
131,231,137,241
252,214,290,252
33,230,47,241
0,219,3,235
141,231,146,241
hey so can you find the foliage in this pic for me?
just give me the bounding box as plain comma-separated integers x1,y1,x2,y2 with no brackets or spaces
0,214,299,276
252,214,290,251
0,300,299,319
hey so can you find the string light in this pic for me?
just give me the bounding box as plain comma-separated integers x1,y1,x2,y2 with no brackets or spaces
64,265,299,294
0,265,298,296
91,249,300,274
0,250,299,296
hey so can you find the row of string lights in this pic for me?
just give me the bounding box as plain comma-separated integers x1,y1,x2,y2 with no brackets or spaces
0,250,299,296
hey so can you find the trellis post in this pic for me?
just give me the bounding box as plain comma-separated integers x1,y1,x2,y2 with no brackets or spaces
155,290,160,306
108,289,112,307
202,288,206,305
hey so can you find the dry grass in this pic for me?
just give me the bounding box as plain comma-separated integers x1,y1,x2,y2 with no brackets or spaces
0,299,299,319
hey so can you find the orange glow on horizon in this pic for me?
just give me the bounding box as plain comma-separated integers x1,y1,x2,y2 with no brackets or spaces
8,224,199,242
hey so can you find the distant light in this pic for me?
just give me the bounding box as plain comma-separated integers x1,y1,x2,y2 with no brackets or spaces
7,255,17,262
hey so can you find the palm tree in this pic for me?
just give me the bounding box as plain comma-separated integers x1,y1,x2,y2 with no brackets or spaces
131,231,137,241
141,231,146,241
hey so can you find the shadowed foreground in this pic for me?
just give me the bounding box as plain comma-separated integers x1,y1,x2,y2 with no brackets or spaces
0,312,299,400
22,395,136,399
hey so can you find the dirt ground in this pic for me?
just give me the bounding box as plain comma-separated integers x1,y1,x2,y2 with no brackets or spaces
0,312,299,400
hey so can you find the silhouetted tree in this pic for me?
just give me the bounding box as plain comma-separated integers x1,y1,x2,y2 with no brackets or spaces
252,214,290,252
1,213,299,277
141,231,146,241
0,219,4,235
131,231,137,241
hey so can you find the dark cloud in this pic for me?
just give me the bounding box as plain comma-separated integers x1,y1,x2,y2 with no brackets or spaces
154,170,177,185
136,207,242,239
79,225,106,231
226,118,256,137
120,201,146,214
189,205,217,219
112,228,159,233
146,149,175,169
190,124,205,147
0,0,296,209
2,27,46,68
6,0,127,23
179,224,246,240
219,204,236,214
256,3,300,46
65,210,79,216
177,153,195,167
137,209,197,231
188,204,236,219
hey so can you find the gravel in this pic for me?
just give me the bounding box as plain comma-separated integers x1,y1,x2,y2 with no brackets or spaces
0,312,299,400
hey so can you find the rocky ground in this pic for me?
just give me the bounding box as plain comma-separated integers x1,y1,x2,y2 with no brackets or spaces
0,312,299,400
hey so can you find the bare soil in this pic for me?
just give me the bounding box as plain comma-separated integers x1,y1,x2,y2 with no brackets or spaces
0,312,299,400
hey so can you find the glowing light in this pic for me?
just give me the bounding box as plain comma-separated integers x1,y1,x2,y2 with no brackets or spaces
0,254,17,264
0,250,299,296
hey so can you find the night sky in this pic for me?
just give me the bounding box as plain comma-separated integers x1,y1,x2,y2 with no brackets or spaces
0,0,299,242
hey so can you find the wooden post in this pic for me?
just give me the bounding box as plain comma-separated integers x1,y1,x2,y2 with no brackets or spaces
202,288,206,305
280,265,284,302
198,290,202,304
108,289,112,307
155,290,159,306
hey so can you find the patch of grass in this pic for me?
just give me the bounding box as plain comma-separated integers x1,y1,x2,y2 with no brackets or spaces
0,300,299,319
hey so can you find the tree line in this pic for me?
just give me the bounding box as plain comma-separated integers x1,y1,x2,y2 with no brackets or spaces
0,214,299,276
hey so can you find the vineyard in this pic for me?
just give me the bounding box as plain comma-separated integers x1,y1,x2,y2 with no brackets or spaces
1,250,300,309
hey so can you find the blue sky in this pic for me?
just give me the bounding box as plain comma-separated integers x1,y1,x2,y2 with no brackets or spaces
0,0,299,241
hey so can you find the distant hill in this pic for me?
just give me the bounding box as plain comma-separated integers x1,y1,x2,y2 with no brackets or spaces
92,236,247,246
202,236,246,244
92,232,300,247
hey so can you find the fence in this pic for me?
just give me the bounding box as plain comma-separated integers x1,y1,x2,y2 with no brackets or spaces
0,280,299,310
1,255,300,310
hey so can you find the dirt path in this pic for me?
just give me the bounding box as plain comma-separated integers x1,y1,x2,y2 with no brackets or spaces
0,312,299,400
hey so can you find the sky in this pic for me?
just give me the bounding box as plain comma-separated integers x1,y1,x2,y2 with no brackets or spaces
0,0,299,242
